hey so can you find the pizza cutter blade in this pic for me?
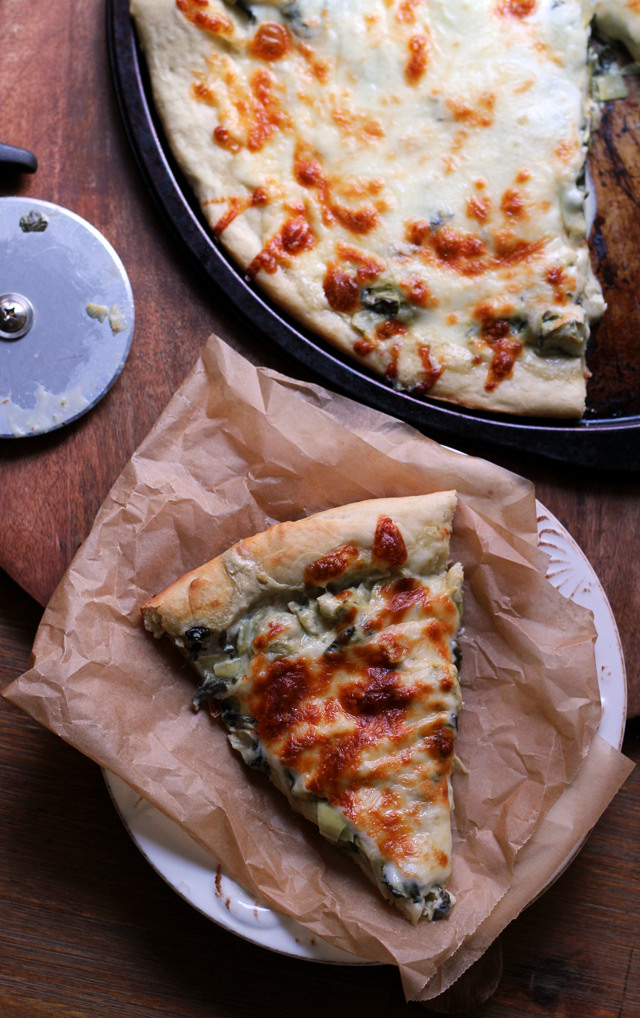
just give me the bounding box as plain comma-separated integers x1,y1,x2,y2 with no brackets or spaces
0,196,134,438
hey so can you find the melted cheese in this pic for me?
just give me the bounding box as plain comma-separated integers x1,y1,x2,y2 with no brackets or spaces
132,0,639,416
191,563,463,922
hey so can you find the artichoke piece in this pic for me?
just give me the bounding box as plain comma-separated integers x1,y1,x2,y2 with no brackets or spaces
537,311,586,356
232,616,254,655
359,284,414,322
317,800,350,843
590,41,629,102
288,600,323,635
212,656,244,679
596,71,627,101
316,590,347,621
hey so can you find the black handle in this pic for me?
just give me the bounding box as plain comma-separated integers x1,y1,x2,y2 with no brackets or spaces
0,143,37,173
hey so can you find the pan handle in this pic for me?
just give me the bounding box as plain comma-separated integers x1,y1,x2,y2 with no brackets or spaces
0,143,37,173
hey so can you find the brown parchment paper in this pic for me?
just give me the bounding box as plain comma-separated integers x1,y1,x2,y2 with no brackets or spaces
4,334,633,1002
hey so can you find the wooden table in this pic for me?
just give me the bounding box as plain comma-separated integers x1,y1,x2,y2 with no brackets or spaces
0,2,638,1015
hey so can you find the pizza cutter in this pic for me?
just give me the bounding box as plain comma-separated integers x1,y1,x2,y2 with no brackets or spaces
0,189,135,438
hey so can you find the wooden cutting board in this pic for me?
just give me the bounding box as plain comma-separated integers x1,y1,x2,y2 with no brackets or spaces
0,2,638,719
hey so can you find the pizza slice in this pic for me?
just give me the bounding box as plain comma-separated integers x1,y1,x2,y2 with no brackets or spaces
142,492,464,923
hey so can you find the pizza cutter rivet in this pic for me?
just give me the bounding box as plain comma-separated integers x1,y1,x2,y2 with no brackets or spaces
0,292,34,341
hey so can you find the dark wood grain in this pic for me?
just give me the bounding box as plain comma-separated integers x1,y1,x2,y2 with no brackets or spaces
588,67,640,416
1,570,638,1017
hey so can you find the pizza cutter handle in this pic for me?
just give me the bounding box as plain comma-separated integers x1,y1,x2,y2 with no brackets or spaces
0,143,37,173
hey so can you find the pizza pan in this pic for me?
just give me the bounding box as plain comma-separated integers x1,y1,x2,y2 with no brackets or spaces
106,0,640,471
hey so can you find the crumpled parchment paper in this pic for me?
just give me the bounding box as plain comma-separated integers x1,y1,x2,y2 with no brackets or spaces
4,334,633,1002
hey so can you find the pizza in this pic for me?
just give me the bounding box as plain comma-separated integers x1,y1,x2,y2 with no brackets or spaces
142,492,464,922
131,0,640,418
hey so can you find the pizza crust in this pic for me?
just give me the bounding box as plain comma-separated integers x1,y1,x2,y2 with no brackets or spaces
142,490,457,638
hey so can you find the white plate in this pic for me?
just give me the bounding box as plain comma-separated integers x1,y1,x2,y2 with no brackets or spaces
104,502,627,964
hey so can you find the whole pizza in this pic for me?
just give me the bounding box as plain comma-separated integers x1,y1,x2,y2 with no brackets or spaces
131,0,640,418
